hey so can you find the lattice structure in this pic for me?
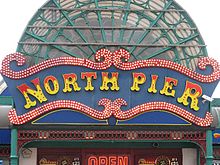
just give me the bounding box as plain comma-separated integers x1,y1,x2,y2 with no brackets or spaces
17,0,207,70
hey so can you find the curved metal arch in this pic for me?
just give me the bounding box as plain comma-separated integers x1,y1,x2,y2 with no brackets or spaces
17,0,207,70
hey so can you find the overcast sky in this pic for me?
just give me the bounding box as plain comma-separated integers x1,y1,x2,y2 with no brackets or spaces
0,0,219,97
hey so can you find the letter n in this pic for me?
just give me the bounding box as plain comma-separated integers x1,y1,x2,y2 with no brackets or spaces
118,156,128,165
17,78,47,109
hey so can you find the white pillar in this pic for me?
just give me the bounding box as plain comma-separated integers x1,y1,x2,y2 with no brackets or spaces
19,148,37,165
182,148,197,165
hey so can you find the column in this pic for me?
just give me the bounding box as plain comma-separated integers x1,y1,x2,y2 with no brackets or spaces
10,128,18,165
206,129,213,165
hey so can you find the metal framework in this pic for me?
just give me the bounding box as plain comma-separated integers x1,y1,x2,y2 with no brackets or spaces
2,1,214,164
17,0,208,70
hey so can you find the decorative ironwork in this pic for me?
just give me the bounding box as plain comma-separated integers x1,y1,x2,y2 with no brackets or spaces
17,130,206,148
17,0,208,70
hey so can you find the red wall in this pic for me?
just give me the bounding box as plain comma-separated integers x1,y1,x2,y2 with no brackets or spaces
37,148,182,165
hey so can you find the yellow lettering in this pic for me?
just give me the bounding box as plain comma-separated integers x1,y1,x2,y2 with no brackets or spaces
17,78,47,109
130,73,146,91
44,76,59,95
160,77,178,97
148,75,158,93
177,81,202,111
63,73,81,92
81,72,97,91
100,72,120,91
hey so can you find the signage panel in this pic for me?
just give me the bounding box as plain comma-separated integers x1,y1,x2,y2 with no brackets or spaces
1,49,219,126
213,130,220,144
87,155,129,165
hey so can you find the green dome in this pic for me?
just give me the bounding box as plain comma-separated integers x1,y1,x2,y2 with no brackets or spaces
17,0,207,70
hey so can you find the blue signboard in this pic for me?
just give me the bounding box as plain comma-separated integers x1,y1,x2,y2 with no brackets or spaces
1,49,219,126
213,130,220,144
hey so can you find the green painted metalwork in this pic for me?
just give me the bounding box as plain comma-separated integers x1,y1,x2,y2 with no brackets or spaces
10,128,18,165
0,97,13,106
25,31,83,58
129,0,173,54
119,1,131,43
17,0,207,70
23,140,200,149
212,98,220,107
95,0,107,43
206,129,213,165
197,148,200,165
211,99,220,128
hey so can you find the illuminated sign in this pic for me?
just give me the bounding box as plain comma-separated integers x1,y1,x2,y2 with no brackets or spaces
1,49,220,126
87,155,129,165
137,156,180,165
39,158,57,165
17,73,202,111
39,157,80,165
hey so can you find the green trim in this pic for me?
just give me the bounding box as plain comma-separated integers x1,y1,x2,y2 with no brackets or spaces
212,98,220,107
23,140,199,149
119,0,131,43
95,0,107,43
0,96,13,106
10,129,18,165
206,130,213,165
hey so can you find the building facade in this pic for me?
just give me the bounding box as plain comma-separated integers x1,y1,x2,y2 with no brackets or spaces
0,0,220,165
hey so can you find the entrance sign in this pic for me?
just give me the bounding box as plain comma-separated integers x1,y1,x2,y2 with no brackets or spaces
1,49,219,126
87,155,129,165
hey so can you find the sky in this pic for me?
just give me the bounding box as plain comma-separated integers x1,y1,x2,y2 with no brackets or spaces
0,0,219,97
